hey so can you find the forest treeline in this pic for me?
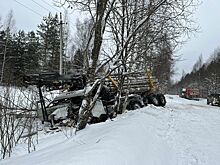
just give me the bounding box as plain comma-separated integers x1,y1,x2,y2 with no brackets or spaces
171,50,220,97
0,11,72,85
0,7,177,91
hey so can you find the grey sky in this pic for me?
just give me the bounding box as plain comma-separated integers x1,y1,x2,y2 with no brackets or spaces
176,0,220,80
0,0,220,81
0,0,72,30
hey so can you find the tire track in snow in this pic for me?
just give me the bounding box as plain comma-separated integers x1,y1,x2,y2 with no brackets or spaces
157,105,208,165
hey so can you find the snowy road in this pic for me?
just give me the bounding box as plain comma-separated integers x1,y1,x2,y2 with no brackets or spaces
1,95,220,165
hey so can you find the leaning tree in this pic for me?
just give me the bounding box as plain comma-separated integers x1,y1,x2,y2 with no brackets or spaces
57,0,200,130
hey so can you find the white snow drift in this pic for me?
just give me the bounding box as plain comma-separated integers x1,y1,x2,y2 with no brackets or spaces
1,95,220,165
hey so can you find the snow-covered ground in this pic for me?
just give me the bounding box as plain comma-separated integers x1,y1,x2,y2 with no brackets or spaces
1,95,220,165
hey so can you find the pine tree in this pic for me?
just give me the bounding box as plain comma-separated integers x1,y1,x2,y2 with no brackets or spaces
24,31,40,74
37,13,61,72
0,31,5,67
72,49,84,69
153,34,174,92
0,30,14,83
12,30,26,82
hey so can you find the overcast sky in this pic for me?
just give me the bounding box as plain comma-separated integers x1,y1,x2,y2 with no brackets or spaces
176,0,220,80
0,0,220,81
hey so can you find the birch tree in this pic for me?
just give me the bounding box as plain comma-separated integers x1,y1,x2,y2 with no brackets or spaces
1,10,15,83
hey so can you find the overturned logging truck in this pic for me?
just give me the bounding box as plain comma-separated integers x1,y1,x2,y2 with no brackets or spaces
23,70,166,128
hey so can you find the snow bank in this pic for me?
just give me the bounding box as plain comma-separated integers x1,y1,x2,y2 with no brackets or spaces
1,95,220,165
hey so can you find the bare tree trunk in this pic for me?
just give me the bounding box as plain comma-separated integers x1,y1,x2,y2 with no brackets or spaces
88,0,108,80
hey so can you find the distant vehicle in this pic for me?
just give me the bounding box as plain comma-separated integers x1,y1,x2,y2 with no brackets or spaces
207,93,220,106
180,88,200,100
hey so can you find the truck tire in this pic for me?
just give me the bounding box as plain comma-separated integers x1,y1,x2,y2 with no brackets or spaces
157,94,166,107
148,94,160,106
127,100,142,110
99,114,108,122
143,96,149,106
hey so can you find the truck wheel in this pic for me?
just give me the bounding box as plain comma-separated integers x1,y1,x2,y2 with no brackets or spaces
149,94,160,106
143,96,148,106
99,114,108,122
157,94,166,107
127,101,142,110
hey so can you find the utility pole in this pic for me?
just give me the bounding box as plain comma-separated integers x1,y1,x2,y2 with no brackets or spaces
59,12,63,75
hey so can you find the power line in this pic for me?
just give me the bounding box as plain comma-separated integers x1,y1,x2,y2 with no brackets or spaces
13,0,43,17
31,0,51,13
40,0,60,13
39,0,75,33
40,0,74,29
